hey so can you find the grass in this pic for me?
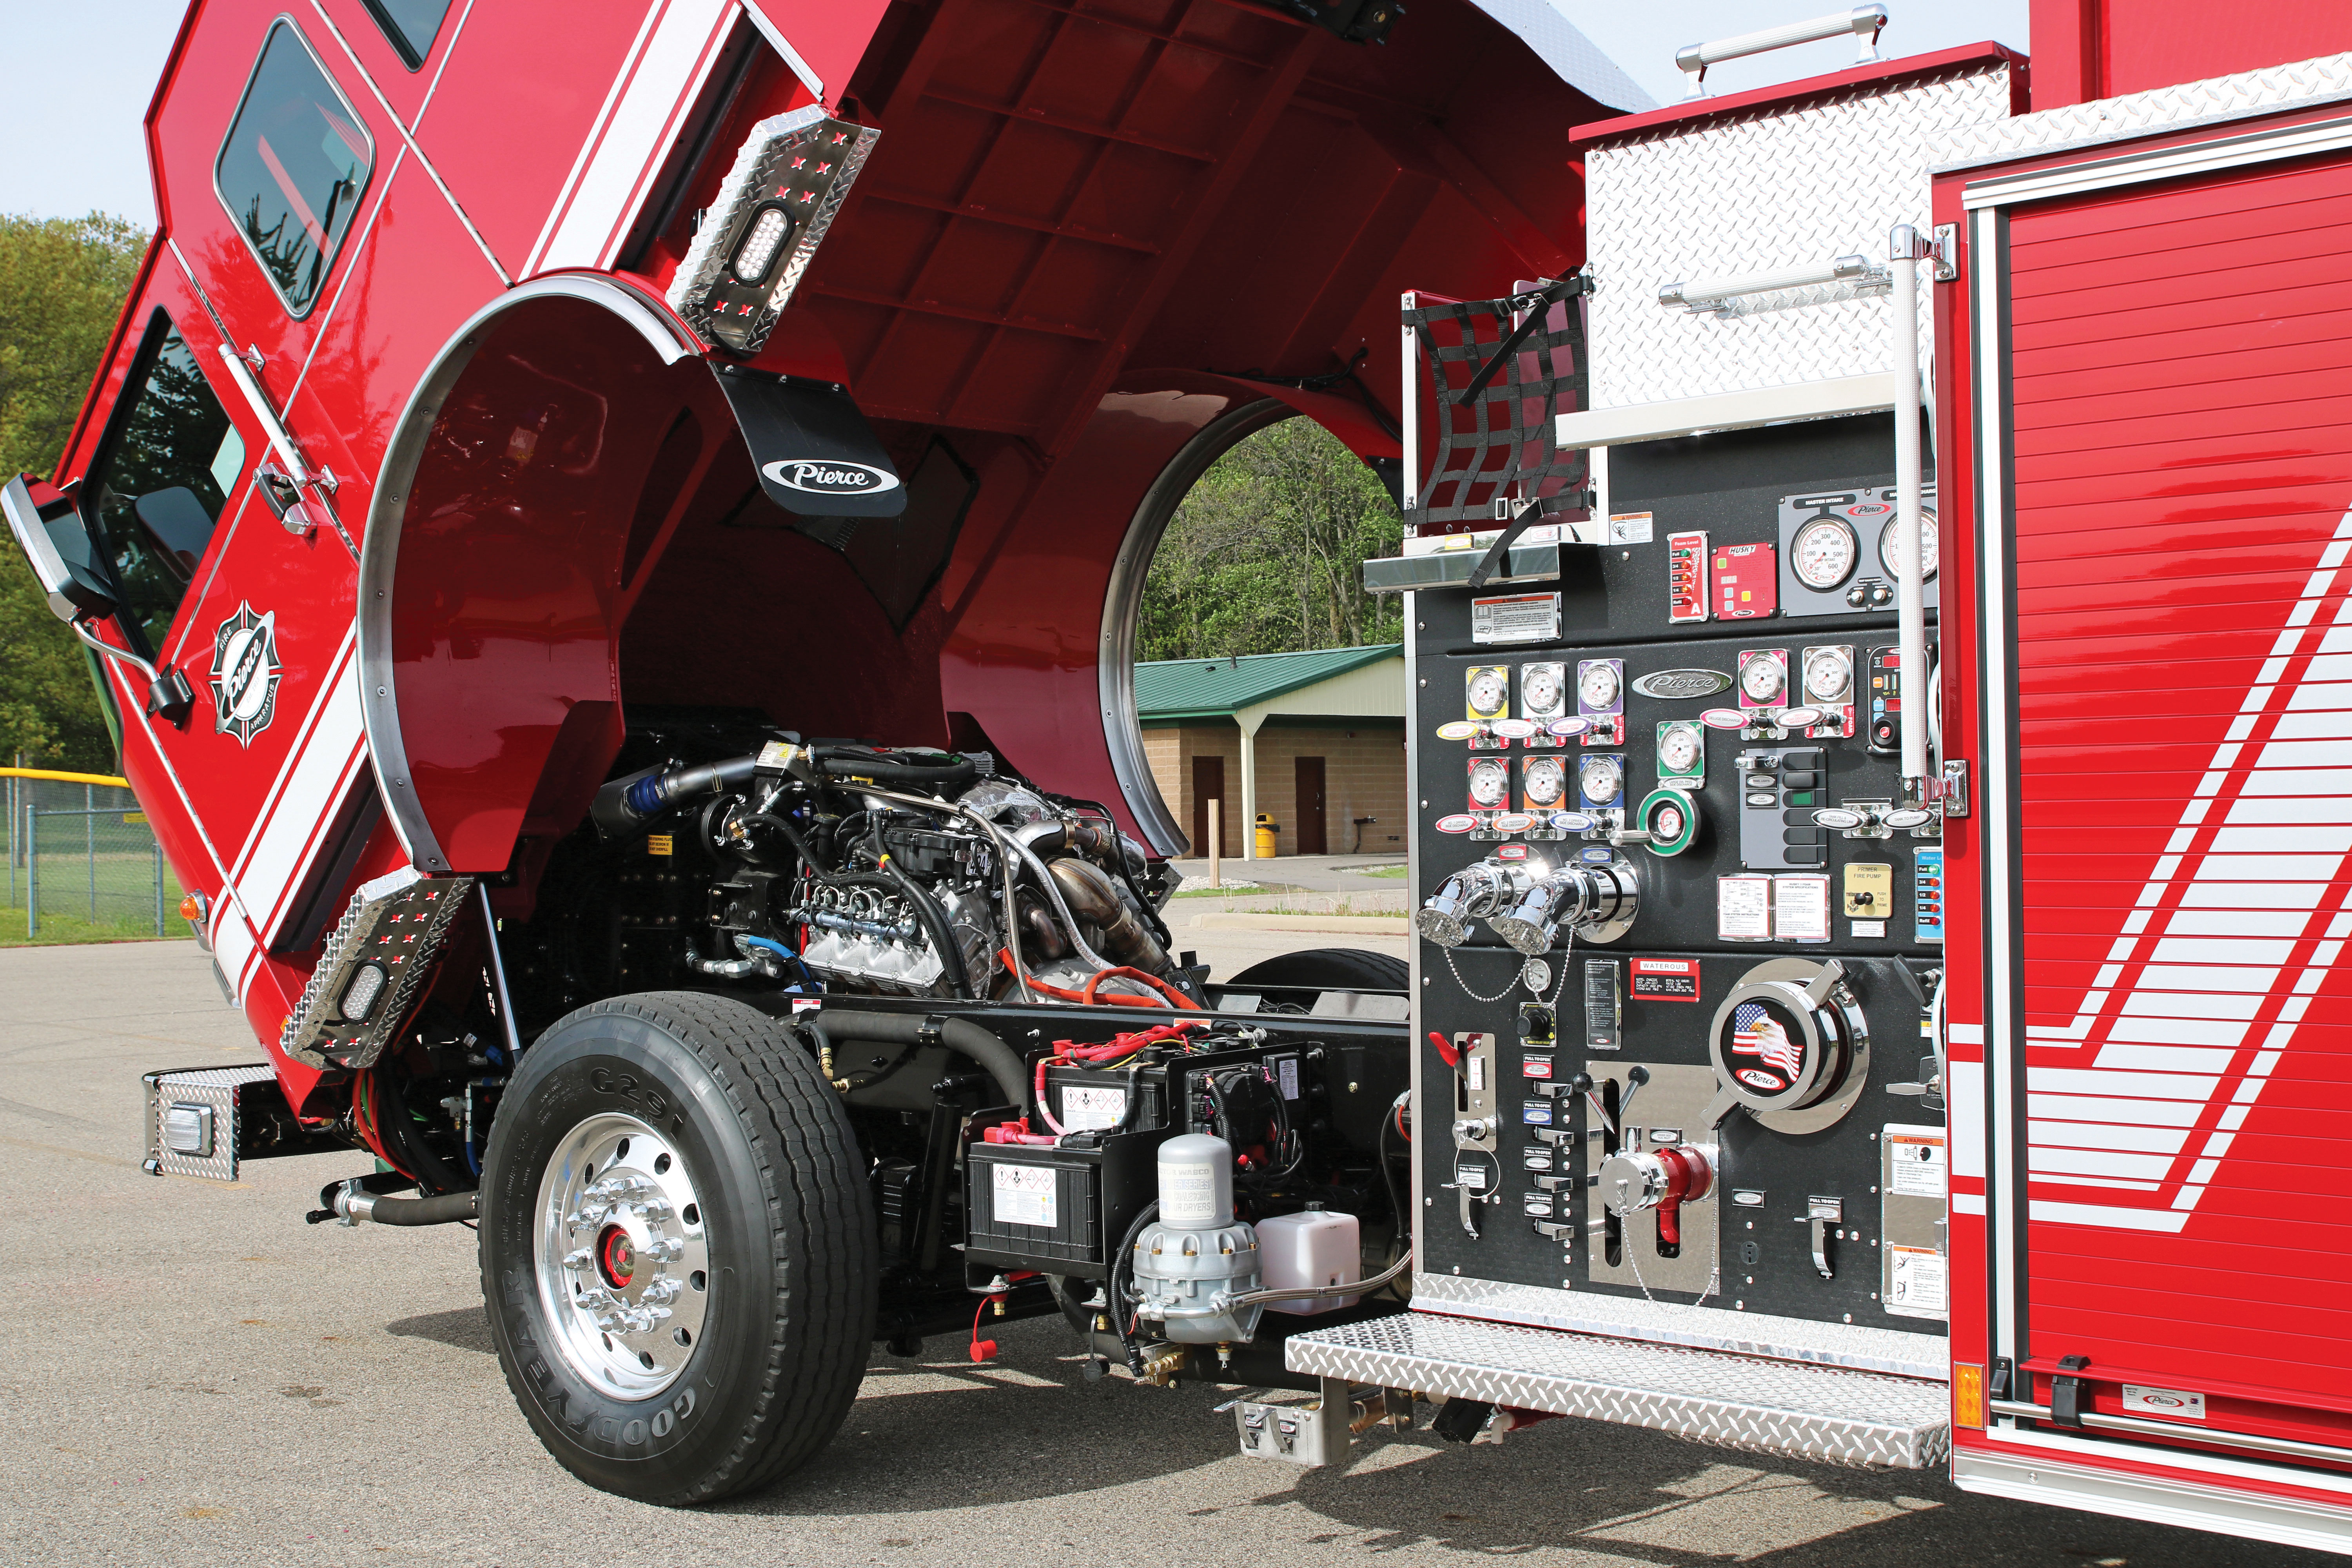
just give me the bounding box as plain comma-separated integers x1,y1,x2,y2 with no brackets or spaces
0,907,178,947
1352,864,1409,879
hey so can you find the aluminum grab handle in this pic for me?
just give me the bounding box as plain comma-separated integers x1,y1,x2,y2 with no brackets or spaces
1677,6,1886,98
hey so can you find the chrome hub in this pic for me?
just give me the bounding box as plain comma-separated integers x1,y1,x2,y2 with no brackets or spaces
534,1113,710,1398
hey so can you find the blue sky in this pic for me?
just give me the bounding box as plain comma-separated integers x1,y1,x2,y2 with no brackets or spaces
0,0,2029,226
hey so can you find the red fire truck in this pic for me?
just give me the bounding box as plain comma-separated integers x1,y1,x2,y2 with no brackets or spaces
9,0,2352,1547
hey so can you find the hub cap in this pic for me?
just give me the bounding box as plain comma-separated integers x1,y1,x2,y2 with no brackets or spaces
534,1112,710,1399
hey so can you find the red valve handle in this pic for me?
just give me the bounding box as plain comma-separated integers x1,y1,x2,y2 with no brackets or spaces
1652,1145,1714,1247
1427,1031,1463,1071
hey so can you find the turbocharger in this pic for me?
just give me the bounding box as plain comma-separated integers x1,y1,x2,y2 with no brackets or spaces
1416,851,1640,951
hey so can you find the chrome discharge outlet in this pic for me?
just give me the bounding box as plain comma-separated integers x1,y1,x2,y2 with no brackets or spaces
1417,853,1640,951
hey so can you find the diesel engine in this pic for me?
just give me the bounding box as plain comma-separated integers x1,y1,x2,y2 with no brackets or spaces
588,734,1194,1007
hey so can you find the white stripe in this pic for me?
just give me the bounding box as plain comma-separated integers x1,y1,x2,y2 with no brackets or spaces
2027,1121,2192,1155
243,662,370,944
523,0,671,273
231,624,358,886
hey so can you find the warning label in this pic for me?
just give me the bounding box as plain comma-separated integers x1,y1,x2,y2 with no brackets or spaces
1060,1086,1127,1132
1630,958,1699,1003
1888,1133,1947,1198
1470,593,1561,645
1886,1245,1948,1319
991,1164,1058,1228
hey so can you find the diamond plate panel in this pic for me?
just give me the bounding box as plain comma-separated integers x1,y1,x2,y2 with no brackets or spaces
1930,52,2352,171
1586,65,2011,408
1412,1273,1949,1381
142,1063,278,1181
1288,1311,1950,1468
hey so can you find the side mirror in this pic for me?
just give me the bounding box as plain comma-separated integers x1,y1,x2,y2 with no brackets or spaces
132,486,215,583
2,474,118,622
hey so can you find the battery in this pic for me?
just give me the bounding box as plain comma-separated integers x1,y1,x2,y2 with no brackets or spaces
965,1141,1105,1271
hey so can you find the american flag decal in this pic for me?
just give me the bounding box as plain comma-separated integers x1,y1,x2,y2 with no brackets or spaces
1731,1002,1802,1076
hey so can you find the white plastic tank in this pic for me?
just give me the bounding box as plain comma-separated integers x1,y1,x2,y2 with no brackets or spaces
1256,1207,1360,1315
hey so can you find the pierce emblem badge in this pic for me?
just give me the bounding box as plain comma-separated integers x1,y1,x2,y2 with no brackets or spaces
209,603,281,747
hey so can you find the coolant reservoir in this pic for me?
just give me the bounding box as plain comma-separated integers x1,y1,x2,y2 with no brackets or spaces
1257,1207,1361,1315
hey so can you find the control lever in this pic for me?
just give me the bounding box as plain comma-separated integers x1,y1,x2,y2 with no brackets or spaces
1799,959,1846,1008
1570,1072,1613,1138
1797,1196,1842,1278
1616,1064,1650,1123
1607,826,1653,847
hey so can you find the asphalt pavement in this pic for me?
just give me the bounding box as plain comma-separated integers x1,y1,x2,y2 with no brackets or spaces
1,940,2333,1567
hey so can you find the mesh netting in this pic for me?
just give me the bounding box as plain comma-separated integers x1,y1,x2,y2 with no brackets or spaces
1405,279,1592,534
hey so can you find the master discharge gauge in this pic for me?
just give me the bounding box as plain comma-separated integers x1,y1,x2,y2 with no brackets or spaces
1879,508,1938,583
1791,513,1858,590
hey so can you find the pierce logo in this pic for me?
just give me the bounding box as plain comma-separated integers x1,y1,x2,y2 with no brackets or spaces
208,603,281,747
761,459,900,498
1632,668,1733,701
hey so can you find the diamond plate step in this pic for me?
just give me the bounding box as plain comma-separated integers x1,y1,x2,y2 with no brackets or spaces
1285,1310,1950,1468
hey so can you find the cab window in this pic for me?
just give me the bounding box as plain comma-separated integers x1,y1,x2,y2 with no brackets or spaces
361,0,454,70
83,314,248,658
215,20,373,316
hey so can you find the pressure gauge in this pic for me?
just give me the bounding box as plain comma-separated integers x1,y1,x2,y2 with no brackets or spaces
1469,758,1511,806
1467,667,1509,718
1739,652,1785,705
1791,515,1858,589
1578,661,1621,711
1636,788,1700,857
1658,723,1702,776
1521,664,1564,717
1803,647,1852,704
1523,958,1553,995
1578,754,1623,806
1524,755,1567,807
1879,508,1939,583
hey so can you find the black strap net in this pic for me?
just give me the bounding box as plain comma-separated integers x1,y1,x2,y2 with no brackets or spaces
1405,279,1592,534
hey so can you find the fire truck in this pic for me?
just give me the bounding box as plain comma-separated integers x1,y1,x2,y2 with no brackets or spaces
11,0,2352,1545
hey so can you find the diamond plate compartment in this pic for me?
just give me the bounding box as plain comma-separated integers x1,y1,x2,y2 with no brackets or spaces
143,1064,280,1181
1930,51,2352,172
1584,64,2011,411
1414,1273,1948,1381
1286,1310,1949,1468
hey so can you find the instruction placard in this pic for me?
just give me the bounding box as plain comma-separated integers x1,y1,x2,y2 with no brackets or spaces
1471,592,1561,645
1717,875,1772,941
1608,512,1654,544
1888,1131,1948,1198
1773,874,1832,942
1886,1245,1948,1319
1630,957,1700,1002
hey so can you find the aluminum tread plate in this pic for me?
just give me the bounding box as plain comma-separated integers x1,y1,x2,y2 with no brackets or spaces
143,1063,276,1181
1286,1311,1949,1469
1585,64,2010,410
1412,1274,1949,1381
1929,52,2352,172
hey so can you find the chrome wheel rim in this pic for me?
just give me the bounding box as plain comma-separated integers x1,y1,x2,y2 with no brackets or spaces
534,1112,711,1399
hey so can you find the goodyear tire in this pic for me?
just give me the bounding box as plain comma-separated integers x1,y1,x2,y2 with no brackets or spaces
480,992,876,1503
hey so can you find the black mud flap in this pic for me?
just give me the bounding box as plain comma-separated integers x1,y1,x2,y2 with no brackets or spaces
713,367,907,519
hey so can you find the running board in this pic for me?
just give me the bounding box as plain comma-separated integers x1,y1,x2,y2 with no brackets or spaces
1285,1309,1950,1468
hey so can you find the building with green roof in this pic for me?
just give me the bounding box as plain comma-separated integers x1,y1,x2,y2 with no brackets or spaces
1134,643,1404,859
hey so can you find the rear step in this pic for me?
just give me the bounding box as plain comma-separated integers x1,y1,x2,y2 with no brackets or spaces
1286,1310,1950,1468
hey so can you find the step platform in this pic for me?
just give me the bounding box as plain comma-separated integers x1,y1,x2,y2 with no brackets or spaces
1285,1307,1951,1468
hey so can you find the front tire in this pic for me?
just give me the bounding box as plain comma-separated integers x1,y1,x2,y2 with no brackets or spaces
480,992,876,1503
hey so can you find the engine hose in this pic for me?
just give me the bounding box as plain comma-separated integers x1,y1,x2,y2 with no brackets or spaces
372,1069,473,1198
613,755,760,821
1001,951,1175,1010
1110,1199,1161,1374
857,787,1037,1004
876,853,975,999
807,1009,1029,1115
1218,1247,1416,1310
817,749,979,791
321,1185,481,1226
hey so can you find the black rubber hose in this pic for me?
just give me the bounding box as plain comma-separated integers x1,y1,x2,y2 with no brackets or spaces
365,1190,480,1226
816,749,978,791
808,1009,1029,1115
877,855,975,999
374,1070,473,1198
1110,1198,1161,1375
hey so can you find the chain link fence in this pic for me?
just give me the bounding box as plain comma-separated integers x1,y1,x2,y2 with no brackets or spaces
3,772,183,939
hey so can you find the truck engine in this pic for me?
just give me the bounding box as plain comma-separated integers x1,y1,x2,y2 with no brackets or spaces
582,733,1193,1007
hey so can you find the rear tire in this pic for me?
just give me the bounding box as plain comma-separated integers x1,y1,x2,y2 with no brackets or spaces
480,992,876,1503
1227,947,1408,992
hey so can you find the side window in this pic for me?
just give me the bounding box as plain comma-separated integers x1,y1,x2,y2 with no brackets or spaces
84,314,249,658
215,20,374,317
360,0,454,70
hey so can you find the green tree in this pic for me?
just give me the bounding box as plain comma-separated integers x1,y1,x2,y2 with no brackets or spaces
1138,417,1403,662
0,212,150,772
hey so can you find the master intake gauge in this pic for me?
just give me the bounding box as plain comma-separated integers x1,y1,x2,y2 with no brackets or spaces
1791,514,1858,590
1879,508,1939,583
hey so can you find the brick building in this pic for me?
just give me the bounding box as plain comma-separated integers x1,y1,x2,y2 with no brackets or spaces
1134,645,1405,860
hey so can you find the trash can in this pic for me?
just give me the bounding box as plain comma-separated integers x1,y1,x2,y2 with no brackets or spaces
1254,815,1279,858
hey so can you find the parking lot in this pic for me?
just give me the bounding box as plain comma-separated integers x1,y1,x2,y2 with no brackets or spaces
1,940,2332,1567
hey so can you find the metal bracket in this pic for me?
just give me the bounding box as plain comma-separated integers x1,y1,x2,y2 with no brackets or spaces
1930,224,1958,283
1938,759,1971,817
1798,1195,1844,1278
